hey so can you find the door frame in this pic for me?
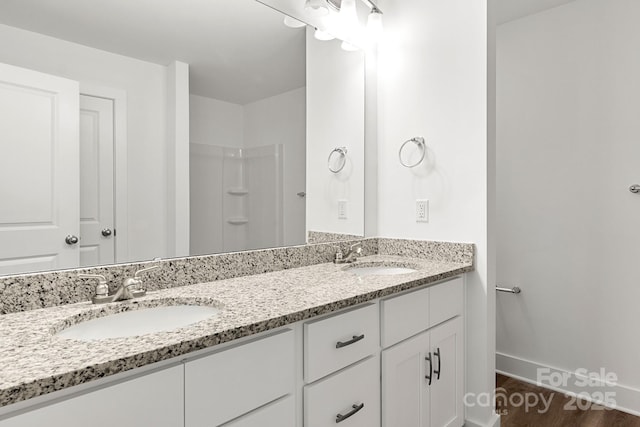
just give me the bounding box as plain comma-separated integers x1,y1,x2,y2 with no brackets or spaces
79,84,128,263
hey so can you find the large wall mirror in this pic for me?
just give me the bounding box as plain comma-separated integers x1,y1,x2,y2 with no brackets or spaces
0,0,365,276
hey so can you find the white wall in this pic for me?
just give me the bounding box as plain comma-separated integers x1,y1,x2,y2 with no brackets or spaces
190,95,244,148
376,0,495,425
497,0,640,414
0,24,170,262
306,30,365,237
244,87,306,246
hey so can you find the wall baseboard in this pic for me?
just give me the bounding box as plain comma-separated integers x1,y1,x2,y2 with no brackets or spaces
496,352,640,417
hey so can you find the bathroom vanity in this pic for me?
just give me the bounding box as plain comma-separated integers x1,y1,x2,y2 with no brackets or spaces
0,241,472,427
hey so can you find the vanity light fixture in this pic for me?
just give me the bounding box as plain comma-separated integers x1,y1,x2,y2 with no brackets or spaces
341,41,359,51
314,28,336,41
283,0,383,51
366,7,383,41
305,0,330,16
283,15,306,28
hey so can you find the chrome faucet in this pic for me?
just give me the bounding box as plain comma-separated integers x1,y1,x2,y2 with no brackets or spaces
78,265,159,304
334,242,362,264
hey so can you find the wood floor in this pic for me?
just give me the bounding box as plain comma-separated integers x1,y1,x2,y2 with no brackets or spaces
497,374,640,427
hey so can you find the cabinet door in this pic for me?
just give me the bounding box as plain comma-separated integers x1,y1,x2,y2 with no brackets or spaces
223,395,295,427
429,317,464,427
381,331,430,427
185,329,295,426
0,365,184,427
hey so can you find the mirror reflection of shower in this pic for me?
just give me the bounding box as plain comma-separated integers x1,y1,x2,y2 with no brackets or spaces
190,144,284,254
189,89,306,255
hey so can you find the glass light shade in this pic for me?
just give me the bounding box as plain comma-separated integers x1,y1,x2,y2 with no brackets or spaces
367,9,383,41
341,41,360,51
305,0,329,17
283,15,306,28
314,29,335,41
339,0,359,32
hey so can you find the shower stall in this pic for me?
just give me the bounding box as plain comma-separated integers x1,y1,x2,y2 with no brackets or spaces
190,143,284,255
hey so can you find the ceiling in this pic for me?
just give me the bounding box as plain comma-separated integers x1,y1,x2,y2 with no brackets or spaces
496,0,578,24
0,0,306,104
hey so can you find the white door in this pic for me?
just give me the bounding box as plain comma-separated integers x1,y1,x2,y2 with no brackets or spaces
429,317,464,427
382,330,431,427
0,62,79,275
79,95,115,266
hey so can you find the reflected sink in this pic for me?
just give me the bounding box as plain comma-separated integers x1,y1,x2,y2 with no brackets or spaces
55,305,220,341
346,263,418,277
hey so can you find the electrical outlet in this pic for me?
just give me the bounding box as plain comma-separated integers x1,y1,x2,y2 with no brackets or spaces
416,199,429,222
338,199,348,219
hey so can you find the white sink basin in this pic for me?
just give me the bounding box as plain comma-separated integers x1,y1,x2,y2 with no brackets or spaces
348,266,417,277
55,305,220,341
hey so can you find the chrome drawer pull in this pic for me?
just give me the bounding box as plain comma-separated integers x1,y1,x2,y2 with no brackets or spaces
425,352,433,386
335,403,365,423
335,334,365,349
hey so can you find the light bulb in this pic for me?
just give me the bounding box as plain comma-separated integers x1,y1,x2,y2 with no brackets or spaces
367,9,383,42
341,41,360,51
339,0,359,33
283,15,306,28
314,29,335,41
305,0,329,17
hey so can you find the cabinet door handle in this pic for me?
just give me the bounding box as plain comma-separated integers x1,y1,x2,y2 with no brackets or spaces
335,403,365,423
434,347,441,380
425,352,433,386
336,334,365,349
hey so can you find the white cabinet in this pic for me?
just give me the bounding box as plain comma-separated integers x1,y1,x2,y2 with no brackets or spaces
223,395,296,427
1,275,466,427
0,365,184,427
185,329,295,426
382,317,463,427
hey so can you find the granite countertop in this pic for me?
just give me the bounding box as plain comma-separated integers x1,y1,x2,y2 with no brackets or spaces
0,255,472,408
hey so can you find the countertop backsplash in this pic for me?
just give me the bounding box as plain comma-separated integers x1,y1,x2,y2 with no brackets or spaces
0,238,473,315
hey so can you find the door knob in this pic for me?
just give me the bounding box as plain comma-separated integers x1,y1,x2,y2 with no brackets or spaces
101,228,113,237
630,184,640,194
65,235,79,245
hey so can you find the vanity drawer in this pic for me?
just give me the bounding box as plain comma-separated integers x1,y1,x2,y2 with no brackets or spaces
304,303,379,383
429,277,463,327
304,355,380,427
380,285,430,348
185,329,295,427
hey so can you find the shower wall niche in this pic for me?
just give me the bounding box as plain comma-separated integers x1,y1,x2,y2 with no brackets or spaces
190,143,284,255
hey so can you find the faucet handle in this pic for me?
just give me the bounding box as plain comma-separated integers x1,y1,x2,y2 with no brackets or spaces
134,265,159,278
333,246,344,263
78,273,109,297
349,242,362,250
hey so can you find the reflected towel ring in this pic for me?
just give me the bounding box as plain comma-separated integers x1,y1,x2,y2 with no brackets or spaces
328,146,348,173
399,137,426,168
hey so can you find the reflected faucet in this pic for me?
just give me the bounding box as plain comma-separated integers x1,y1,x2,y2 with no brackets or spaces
334,242,362,264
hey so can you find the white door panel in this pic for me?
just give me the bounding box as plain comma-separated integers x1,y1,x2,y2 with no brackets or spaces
0,62,79,275
79,95,114,266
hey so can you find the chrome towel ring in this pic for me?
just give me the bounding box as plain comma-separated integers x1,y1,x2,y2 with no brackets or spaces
399,137,426,168
328,146,348,173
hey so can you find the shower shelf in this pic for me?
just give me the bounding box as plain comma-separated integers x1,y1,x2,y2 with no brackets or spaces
227,188,249,196
227,217,249,225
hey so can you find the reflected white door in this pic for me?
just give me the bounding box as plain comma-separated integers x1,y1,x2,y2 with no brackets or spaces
0,62,79,275
79,95,114,266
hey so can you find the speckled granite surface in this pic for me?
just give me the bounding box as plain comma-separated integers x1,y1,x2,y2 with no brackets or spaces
0,252,472,408
0,239,377,315
307,231,364,244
